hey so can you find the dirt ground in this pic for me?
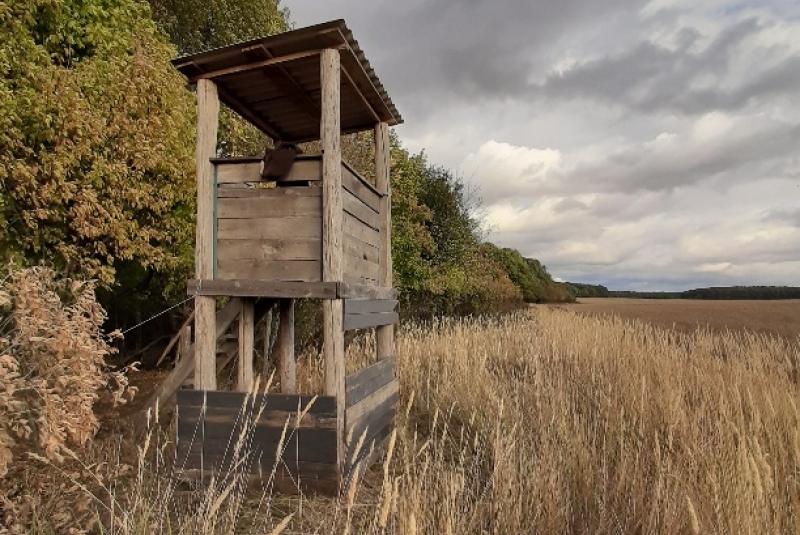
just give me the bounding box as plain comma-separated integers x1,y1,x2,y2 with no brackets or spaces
547,298,800,341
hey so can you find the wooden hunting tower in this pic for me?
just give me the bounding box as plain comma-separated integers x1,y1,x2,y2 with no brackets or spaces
169,20,402,494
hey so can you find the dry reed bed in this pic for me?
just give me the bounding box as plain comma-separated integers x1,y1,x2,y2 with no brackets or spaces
391,308,800,534
22,307,800,534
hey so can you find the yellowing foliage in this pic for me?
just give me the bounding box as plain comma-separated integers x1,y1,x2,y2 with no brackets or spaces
0,0,195,285
0,267,132,477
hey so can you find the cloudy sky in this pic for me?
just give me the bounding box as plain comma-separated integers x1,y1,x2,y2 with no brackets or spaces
287,0,800,290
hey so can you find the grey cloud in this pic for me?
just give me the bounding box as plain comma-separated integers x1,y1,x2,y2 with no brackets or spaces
537,17,800,114
289,0,642,113
763,208,800,227
553,198,589,213
558,121,800,194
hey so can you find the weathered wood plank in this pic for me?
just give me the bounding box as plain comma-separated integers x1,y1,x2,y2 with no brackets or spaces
343,188,380,230
345,357,396,408
345,379,399,425
214,157,323,185
343,311,398,331
178,390,337,413
343,212,380,248
342,160,382,196
345,299,398,315
343,232,380,264
341,166,381,212
178,405,336,430
346,405,395,468
216,258,321,281
217,192,321,219
176,456,338,481
337,283,397,300
216,239,321,262
347,395,396,441
215,160,260,183
277,299,296,394
217,217,321,240
200,422,337,447
343,254,379,285
176,468,339,496
216,185,321,199
187,46,343,81
187,279,337,298
344,417,394,481
237,299,255,392
186,433,338,464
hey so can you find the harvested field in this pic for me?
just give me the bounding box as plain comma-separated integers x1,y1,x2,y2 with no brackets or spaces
552,297,800,341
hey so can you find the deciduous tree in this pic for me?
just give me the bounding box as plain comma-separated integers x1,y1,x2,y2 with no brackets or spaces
0,0,195,285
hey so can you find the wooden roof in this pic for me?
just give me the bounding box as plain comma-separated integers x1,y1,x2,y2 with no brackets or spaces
172,20,402,143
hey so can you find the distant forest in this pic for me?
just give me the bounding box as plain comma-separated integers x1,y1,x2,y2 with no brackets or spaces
565,283,800,300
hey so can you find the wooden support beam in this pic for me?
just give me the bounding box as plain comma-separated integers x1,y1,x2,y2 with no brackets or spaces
276,299,296,394
194,79,219,391
188,47,344,82
374,121,394,360
340,64,381,123
242,44,322,124
321,47,346,473
237,299,255,391
178,324,191,364
156,311,195,366
187,279,338,299
216,85,285,140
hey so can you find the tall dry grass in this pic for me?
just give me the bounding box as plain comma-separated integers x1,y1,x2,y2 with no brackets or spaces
13,307,800,534
392,309,800,534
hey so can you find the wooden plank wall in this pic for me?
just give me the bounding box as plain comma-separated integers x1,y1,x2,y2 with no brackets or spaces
216,188,322,281
176,390,339,494
214,156,322,185
343,299,399,331
344,357,397,474
341,166,381,285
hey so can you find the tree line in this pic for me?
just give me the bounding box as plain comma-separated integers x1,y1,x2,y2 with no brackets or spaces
565,283,800,300
0,0,573,341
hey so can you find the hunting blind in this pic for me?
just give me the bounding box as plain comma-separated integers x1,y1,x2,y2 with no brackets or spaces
156,20,402,494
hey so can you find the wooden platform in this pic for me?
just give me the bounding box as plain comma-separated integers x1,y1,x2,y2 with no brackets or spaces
187,279,396,300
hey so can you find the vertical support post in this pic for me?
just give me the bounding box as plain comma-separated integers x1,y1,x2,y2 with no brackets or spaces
237,299,255,391
276,299,296,393
320,48,346,470
375,121,394,360
178,324,191,364
194,79,219,391
261,301,275,374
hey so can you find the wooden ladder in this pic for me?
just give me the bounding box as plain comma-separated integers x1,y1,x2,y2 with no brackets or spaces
139,298,244,425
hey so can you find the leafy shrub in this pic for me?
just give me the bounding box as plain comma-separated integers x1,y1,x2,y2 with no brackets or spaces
0,267,133,477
